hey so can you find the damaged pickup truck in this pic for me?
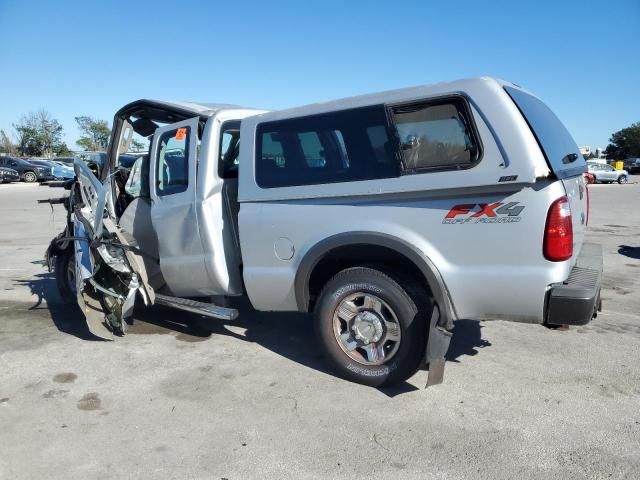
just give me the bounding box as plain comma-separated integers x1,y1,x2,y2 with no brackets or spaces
45,77,603,387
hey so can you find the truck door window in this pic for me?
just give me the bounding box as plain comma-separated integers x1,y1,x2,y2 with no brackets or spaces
156,127,190,195
391,98,480,171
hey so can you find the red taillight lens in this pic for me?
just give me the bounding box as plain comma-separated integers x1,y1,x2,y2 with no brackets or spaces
544,196,573,261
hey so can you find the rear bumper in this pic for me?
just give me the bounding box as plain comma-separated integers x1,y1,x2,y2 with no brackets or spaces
546,243,603,326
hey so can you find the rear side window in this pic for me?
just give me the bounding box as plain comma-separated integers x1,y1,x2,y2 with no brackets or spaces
391,99,480,171
256,105,400,188
156,126,190,196
505,86,585,176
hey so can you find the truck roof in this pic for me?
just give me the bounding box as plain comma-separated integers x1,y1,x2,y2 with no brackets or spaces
127,77,520,122
254,77,518,122
115,99,265,122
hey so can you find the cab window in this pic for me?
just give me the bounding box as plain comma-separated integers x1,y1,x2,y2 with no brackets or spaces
256,105,399,188
219,121,241,179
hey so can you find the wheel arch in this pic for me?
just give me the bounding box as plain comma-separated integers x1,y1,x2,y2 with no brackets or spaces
294,232,456,328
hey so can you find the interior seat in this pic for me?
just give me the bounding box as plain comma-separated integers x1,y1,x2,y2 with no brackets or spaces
118,153,165,290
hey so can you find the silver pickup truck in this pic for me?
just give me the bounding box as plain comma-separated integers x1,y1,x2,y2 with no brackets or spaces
45,77,602,387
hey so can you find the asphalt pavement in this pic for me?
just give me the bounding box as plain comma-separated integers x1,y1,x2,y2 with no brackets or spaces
0,181,639,480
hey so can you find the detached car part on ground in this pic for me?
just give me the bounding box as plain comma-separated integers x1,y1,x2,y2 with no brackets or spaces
43,77,603,388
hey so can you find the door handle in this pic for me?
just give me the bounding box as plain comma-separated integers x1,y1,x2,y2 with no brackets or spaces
562,153,578,164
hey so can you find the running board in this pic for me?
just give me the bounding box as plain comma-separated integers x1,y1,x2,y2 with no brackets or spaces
154,294,238,321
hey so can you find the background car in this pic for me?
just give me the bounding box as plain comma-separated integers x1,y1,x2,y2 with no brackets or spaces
75,151,106,176
587,161,629,184
52,156,75,165
118,153,142,169
26,159,72,180
49,161,75,179
0,156,54,182
623,158,640,174
0,166,20,183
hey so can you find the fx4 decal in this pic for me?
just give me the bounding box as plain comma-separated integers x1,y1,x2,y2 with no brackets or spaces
442,202,525,224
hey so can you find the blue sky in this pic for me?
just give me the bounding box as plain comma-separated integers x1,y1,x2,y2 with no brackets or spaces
0,0,638,150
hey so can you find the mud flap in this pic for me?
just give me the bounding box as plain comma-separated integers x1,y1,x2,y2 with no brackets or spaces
425,304,453,388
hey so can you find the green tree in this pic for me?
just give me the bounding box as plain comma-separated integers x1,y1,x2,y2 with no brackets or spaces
0,129,16,154
604,122,640,160
75,116,111,151
53,143,72,156
130,138,147,152
13,110,65,156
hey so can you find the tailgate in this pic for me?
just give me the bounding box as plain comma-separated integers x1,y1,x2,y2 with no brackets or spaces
560,175,587,258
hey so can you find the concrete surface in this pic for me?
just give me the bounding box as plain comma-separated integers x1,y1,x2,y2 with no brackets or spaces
0,181,639,480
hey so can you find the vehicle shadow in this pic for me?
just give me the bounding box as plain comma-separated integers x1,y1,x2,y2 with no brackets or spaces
445,319,492,362
14,271,103,341
618,245,640,259
18,270,492,394
131,299,493,396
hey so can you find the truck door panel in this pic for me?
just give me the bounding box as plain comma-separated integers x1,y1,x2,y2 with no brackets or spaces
149,118,210,296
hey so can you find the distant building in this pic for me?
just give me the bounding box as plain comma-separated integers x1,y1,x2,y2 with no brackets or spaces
579,146,607,159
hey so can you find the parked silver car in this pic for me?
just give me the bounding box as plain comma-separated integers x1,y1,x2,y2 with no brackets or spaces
43,77,602,387
587,162,628,183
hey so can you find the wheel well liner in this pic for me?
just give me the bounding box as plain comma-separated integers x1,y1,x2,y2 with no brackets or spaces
295,232,455,328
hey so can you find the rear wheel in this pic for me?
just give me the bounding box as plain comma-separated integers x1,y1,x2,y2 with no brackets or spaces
618,175,628,184
55,249,76,303
314,267,427,387
23,171,37,183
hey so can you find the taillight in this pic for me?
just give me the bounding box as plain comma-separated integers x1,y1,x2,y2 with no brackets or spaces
544,196,573,261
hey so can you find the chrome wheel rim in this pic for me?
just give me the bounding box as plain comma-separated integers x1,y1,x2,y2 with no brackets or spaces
25,172,36,182
332,292,401,366
620,176,627,183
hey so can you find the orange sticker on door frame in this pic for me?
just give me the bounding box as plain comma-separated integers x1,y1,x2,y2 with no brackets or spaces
175,128,187,141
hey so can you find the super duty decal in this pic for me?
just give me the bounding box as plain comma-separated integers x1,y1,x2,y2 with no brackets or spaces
442,202,525,224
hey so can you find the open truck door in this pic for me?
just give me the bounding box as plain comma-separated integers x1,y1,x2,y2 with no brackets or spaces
148,117,214,297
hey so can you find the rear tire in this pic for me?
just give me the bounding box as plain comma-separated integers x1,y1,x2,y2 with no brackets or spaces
618,175,628,184
55,249,76,303
23,171,37,183
313,267,427,387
